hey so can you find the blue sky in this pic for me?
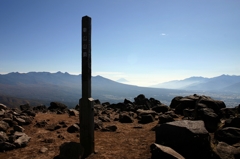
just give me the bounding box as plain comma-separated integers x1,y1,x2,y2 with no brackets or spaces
0,0,240,86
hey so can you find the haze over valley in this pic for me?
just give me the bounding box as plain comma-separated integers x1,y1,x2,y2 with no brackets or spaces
0,72,239,108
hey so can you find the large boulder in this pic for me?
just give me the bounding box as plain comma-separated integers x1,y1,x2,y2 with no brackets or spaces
136,109,157,118
195,108,221,132
48,102,67,112
224,116,240,128
119,114,134,123
198,97,226,114
155,120,212,159
215,127,240,145
215,142,240,159
149,98,162,107
219,108,238,119
170,94,226,116
138,114,155,124
33,105,48,113
54,142,84,159
134,94,151,109
151,105,169,113
170,95,199,115
158,114,174,124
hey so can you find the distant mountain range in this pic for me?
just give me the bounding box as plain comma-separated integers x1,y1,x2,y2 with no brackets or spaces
0,72,186,108
0,72,239,108
151,74,240,93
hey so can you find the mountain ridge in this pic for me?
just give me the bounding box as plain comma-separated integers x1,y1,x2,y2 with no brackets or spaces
0,71,185,107
0,72,239,108
151,74,240,93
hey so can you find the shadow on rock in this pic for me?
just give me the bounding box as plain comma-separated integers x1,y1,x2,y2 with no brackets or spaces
54,142,84,159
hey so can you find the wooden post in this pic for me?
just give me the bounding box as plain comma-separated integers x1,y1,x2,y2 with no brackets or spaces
80,15,94,158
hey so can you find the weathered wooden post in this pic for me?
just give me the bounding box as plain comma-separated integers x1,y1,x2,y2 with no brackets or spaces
80,15,94,158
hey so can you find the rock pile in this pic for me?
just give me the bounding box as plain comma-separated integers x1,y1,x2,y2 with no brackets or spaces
152,94,240,159
0,103,33,151
1,94,240,159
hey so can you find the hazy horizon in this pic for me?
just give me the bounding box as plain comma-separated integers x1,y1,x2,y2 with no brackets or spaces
1,71,240,87
1,0,240,86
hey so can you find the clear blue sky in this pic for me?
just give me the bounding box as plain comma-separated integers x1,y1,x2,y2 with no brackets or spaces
0,0,240,86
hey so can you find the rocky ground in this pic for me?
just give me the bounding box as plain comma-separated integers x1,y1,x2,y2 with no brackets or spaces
0,94,240,159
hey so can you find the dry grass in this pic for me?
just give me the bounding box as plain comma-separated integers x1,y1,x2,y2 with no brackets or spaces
0,112,157,159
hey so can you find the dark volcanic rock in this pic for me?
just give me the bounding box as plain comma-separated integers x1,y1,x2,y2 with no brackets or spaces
48,102,67,112
134,94,147,105
22,110,36,117
170,94,226,116
215,142,240,159
224,117,240,128
158,114,174,124
68,109,79,116
0,121,10,132
0,109,5,116
182,108,195,119
165,111,179,118
174,99,196,114
219,107,238,119
0,142,16,152
94,119,103,130
150,143,185,159
35,120,48,128
139,114,155,124
0,104,7,110
58,121,68,128
46,124,62,131
198,97,226,114
124,98,133,105
2,118,17,127
20,103,32,111
0,131,8,142
67,124,80,133
215,127,240,145
102,125,117,132
195,108,221,132
13,125,25,132
134,94,151,109
155,120,212,159
119,114,134,123
151,105,169,113
137,109,157,118
33,105,48,113
55,142,84,159
98,115,111,122
17,115,33,125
